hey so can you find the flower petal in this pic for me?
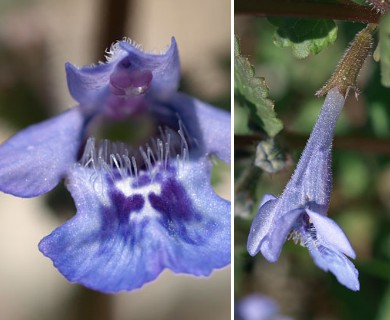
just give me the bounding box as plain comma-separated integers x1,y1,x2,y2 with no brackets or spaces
154,158,231,274
151,92,231,163
306,209,356,258
66,38,179,104
119,37,180,96
0,107,85,197
39,158,230,293
247,195,279,258
66,62,116,104
259,193,277,207
308,244,359,291
261,208,304,262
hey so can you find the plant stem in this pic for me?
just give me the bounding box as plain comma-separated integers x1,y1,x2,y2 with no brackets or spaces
235,0,381,23
235,134,390,155
366,0,390,14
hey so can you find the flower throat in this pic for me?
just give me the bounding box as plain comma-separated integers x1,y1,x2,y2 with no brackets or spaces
79,121,191,185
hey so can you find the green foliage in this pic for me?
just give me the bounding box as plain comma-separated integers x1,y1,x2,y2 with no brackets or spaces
377,284,390,320
234,36,283,137
379,11,390,87
350,0,367,4
268,17,338,59
235,17,390,320
337,153,371,198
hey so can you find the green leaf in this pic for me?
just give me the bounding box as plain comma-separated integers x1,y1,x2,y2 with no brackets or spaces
268,17,338,59
379,11,390,87
234,36,283,137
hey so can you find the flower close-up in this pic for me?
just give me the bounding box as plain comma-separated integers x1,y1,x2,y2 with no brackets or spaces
0,38,231,293
247,87,359,291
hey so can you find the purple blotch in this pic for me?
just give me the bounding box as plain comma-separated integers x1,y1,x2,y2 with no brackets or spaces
149,178,194,221
148,178,202,245
110,190,144,224
97,190,148,254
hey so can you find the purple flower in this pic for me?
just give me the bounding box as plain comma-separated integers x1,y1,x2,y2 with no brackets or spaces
0,38,231,292
247,88,359,291
236,294,292,320
0,38,229,197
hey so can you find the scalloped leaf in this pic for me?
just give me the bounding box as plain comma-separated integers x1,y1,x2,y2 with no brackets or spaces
268,17,338,59
234,36,283,137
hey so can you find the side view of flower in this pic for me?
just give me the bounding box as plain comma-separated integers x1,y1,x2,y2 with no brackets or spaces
0,38,231,293
247,88,359,291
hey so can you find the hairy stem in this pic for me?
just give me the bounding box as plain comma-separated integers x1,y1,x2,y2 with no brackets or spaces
366,0,390,14
235,0,381,23
235,134,390,155
316,24,375,97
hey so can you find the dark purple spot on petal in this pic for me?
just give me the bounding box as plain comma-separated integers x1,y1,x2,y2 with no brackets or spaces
148,178,193,221
95,189,149,260
97,184,149,252
148,178,201,244
110,190,145,224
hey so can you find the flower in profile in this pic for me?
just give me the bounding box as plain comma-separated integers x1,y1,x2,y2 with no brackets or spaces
0,38,231,292
247,88,359,291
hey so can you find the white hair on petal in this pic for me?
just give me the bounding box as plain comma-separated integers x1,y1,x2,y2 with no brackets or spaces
80,122,190,184
104,37,172,62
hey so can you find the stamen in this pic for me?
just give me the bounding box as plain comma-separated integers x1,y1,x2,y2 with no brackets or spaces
178,116,198,149
79,119,192,183
132,156,138,186
178,128,189,162
80,138,96,166
287,219,319,250
287,230,302,245
182,147,188,163
122,154,133,177
139,146,152,173
99,158,115,181
110,154,125,179
156,139,163,163
146,144,156,164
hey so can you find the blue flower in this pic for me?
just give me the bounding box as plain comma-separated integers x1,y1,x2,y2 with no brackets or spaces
0,38,230,197
0,38,231,292
247,88,359,291
236,294,292,320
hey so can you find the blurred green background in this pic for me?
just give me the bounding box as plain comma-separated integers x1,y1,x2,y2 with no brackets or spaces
235,16,390,320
